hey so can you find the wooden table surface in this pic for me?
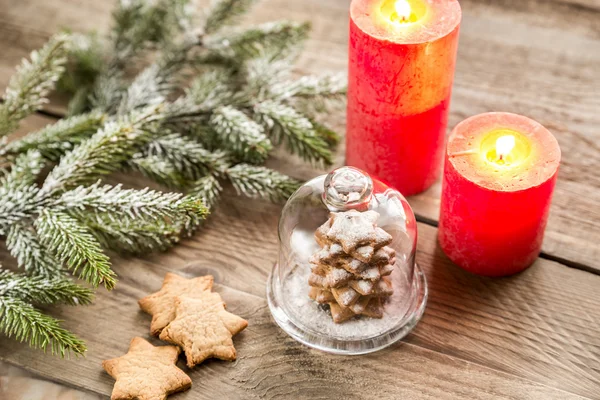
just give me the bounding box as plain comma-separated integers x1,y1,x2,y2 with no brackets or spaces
0,0,599,399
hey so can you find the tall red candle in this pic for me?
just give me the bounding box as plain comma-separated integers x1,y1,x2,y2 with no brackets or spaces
347,0,461,196
438,112,561,277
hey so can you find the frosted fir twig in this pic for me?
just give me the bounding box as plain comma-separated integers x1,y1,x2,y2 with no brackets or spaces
134,133,230,180
253,100,332,165
204,21,310,61
0,296,88,357
3,111,107,161
0,270,93,306
203,0,257,35
41,105,164,195
0,34,70,137
189,174,223,210
0,150,45,189
209,106,272,164
226,164,300,202
35,209,116,290
6,223,64,277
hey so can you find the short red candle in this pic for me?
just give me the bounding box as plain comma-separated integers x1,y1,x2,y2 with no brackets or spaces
346,0,461,196
438,112,561,276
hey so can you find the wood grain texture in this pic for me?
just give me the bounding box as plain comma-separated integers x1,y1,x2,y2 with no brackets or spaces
0,113,599,399
0,0,598,270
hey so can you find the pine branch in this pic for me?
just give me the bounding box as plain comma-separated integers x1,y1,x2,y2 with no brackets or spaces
253,100,332,165
210,106,272,163
0,270,93,306
6,223,64,277
58,32,105,97
129,154,188,189
189,174,223,210
89,73,125,113
270,73,347,103
185,68,235,111
35,210,116,290
203,0,256,35
226,164,300,202
311,120,341,146
204,21,310,61
116,39,194,115
55,182,208,224
0,297,87,357
81,214,187,254
0,34,70,137
0,150,45,189
111,0,180,65
41,105,163,195
132,133,228,187
0,185,47,235
3,111,107,161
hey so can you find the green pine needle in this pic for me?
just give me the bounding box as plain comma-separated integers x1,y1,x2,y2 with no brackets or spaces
35,210,117,290
4,110,107,161
41,105,163,195
129,154,188,189
0,185,47,235
210,106,272,163
203,0,256,35
0,34,70,137
82,214,187,254
140,133,230,180
205,21,310,61
0,297,87,357
56,181,208,223
0,150,46,189
6,223,64,277
189,174,223,210
254,100,332,165
227,164,300,202
0,270,93,306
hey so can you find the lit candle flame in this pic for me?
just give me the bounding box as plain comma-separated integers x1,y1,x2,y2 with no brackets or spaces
394,0,412,21
496,135,515,161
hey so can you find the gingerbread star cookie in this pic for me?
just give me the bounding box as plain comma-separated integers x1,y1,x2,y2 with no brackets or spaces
159,292,248,367
326,210,379,253
102,337,191,400
139,273,214,336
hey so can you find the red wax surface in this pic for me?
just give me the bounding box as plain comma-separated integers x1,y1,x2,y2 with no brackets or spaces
347,0,461,196
438,112,561,277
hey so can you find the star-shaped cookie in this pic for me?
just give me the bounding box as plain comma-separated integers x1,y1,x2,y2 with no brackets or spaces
139,273,214,336
102,337,191,400
326,210,380,253
159,292,248,367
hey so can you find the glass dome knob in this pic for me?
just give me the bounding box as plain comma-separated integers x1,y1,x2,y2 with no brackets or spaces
323,166,373,210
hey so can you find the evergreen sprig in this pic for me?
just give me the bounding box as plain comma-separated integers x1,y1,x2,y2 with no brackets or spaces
203,0,256,35
3,111,107,161
254,100,333,164
0,297,87,357
0,34,70,137
41,105,163,195
227,164,301,202
35,210,116,289
0,270,92,356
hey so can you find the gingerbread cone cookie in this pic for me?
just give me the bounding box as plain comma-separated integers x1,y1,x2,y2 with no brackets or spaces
309,210,396,323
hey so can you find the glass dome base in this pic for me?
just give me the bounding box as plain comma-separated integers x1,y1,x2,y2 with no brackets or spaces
266,262,428,355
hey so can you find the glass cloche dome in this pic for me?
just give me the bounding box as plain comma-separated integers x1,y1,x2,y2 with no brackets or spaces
267,166,427,354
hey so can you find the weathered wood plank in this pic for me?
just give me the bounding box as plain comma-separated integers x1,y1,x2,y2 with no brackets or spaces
1,116,600,399
0,0,598,270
